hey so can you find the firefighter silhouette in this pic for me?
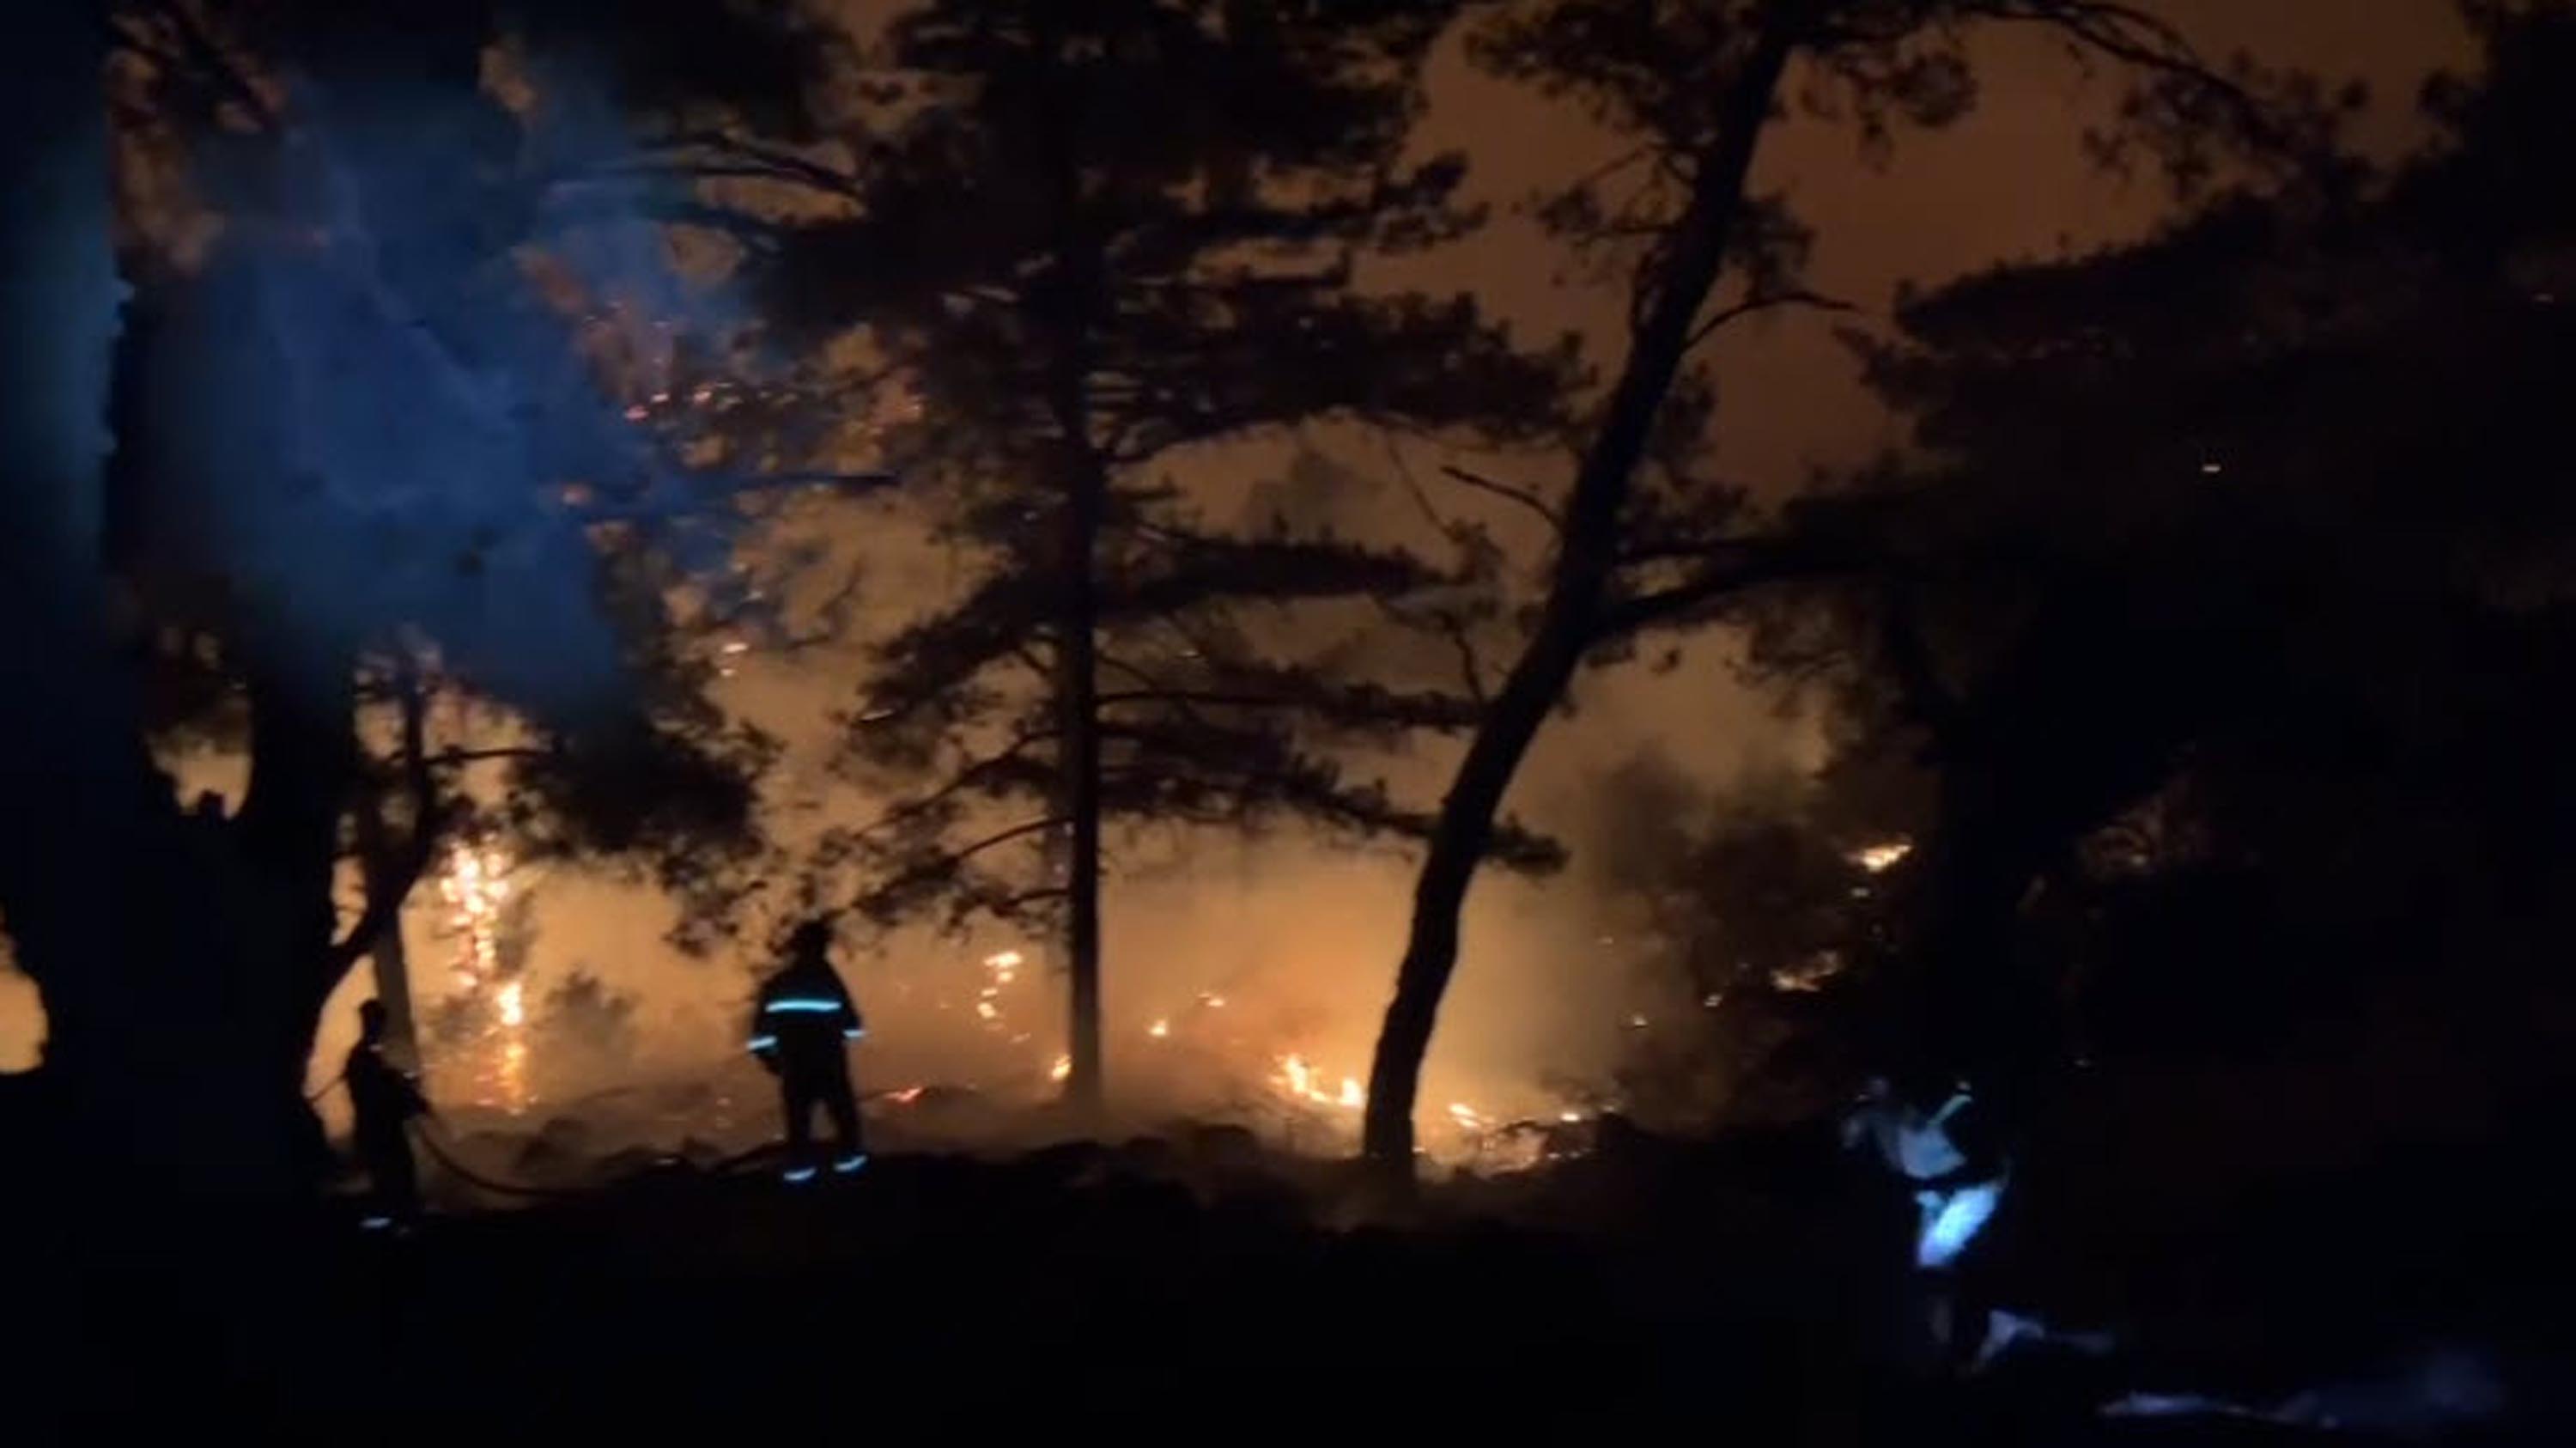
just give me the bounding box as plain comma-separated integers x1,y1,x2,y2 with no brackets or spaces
748,918,866,1181
344,999,429,1229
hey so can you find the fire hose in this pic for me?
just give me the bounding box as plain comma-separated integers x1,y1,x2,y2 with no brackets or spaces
405,1117,592,1199
311,1073,784,1201
404,1116,785,1201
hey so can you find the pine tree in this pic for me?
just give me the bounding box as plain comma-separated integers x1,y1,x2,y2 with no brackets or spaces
750,1,1576,1108
1358,0,2300,1177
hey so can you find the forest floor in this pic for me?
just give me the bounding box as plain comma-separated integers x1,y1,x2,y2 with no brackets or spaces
13,1116,2564,1445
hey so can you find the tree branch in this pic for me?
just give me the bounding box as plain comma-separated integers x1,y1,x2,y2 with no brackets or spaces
1967,1,2285,153
1685,288,1858,351
846,728,1058,841
1095,686,1480,730
427,745,553,769
992,886,1071,917
1439,465,1564,534
938,816,1067,867
1428,610,1491,708
1588,534,1855,642
1376,429,1453,538
327,661,440,972
640,130,867,204
849,817,1071,918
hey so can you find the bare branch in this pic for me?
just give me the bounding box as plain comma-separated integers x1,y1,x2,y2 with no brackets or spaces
641,130,867,204
1685,288,1859,351
427,745,553,769
1369,593,1493,709
1431,612,1492,708
1008,642,1055,684
1535,143,1656,218
1438,465,1564,534
1377,429,1452,537
1965,1,2284,151
939,816,1067,867
993,886,1071,916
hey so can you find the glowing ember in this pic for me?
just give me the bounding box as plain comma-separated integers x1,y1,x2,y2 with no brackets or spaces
890,1086,926,1104
1851,839,1914,873
1770,950,1845,994
1273,1054,1369,1113
1048,1053,1072,1083
1147,1018,1170,1039
496,978,526,1028
975,946,1026,1032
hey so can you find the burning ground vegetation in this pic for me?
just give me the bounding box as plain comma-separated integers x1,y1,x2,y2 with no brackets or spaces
404,1037,1606,1207
390,928,1612,1202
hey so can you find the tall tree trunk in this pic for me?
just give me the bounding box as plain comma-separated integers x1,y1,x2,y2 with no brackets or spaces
353,778,422,1070
0,0,222,1190
1361,18,1798,1177
1036,28,1108,1115
0,6,363,1200
1057,435,1106,1114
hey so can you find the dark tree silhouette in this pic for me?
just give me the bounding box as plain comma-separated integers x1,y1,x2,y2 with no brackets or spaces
0,0,844,1196
1358,0,2289,1177
1732,0,2576,1114
0,0,148,1165
739,2,1576,1108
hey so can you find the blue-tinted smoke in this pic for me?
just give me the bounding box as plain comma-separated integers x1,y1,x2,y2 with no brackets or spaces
125,47,750,724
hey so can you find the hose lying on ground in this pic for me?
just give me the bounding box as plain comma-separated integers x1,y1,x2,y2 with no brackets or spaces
405,1117,787,1201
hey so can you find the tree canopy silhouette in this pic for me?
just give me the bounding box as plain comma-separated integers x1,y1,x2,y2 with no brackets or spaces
0,0,855,1194
1722,0,2576,1113
1355,0,2312,1177
738,0,1577,1106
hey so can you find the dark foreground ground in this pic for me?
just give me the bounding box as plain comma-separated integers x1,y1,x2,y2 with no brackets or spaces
11,1116,2572,1445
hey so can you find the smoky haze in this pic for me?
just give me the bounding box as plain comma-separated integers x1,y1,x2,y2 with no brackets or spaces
6,1,2476,1161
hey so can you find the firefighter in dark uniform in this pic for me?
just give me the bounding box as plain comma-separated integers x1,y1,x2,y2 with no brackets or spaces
345,998,430,1230
748,918,866,1181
